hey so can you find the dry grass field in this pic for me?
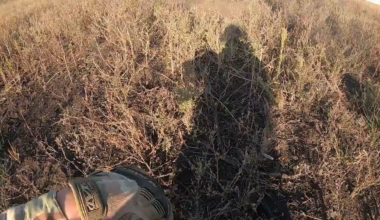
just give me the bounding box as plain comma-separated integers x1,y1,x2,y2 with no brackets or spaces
1,0,380,219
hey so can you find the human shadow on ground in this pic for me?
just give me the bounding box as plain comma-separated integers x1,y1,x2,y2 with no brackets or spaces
341,73,380,131
172,25,290,219
340,73,380,219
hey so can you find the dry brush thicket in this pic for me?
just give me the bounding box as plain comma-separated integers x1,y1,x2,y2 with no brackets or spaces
1,0,380,219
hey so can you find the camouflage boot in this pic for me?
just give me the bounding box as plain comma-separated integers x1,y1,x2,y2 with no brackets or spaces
1,166,173,220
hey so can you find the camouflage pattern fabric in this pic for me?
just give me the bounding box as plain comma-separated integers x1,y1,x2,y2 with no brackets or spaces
0,168,172,220
69,170,172,220
0,191,66,220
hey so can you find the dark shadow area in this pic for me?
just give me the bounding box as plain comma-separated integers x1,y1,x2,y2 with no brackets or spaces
340,73,380,219
263,0,282,12
173,25,290,219
341,73,380,131
341,73,364,112
0,73,84,208
357,186,380,220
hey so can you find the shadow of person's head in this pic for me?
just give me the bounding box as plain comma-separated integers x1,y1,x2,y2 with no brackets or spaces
220,24,248,42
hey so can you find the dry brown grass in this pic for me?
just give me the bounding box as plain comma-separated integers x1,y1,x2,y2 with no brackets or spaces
1,0,380,219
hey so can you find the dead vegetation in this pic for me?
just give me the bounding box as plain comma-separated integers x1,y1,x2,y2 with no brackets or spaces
1,0,380,219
